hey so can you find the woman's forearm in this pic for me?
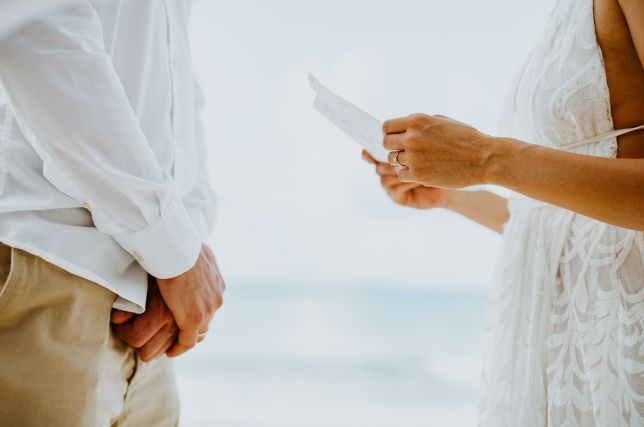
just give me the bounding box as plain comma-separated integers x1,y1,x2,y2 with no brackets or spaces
444,190,509,234
485,138,644,230
380,114,643,231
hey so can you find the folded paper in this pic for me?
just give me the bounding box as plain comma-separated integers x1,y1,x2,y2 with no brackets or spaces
309,73,389,163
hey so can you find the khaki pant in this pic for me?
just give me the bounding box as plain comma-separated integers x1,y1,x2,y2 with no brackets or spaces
0,243,180,427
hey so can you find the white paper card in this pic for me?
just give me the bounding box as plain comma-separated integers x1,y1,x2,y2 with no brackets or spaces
308,73,389,163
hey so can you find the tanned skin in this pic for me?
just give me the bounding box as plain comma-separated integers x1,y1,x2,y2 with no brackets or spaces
367,0,643,233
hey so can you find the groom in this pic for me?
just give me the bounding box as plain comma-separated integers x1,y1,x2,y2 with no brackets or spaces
0,1,224,426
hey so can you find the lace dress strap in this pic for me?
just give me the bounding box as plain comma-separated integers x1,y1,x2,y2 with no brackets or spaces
564,124,644,149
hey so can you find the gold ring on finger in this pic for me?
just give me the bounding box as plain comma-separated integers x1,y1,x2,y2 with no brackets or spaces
392,150,404,167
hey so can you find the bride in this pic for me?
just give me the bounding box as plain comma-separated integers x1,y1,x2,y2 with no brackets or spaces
363,0,643,425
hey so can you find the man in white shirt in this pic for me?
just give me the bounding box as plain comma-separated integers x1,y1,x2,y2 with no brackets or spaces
0,1,225,425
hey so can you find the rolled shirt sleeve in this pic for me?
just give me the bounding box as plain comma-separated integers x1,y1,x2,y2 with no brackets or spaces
0,1,201,278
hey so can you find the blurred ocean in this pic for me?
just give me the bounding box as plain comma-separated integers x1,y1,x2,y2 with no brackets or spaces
176,286,487,427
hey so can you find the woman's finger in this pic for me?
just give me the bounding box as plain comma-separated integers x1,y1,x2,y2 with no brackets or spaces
362,150,376,164
389,182,422,198
375,162,397,176
383,116,408,134
383,133,405,151
398,167,414,183
380,175,401,189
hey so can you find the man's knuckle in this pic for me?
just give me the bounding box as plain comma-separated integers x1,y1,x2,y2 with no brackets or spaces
161,323,175,336
129,335,147,348
137,349,153,362
188,311,204,325
134,325,154,345
178,333,195,347
208,297,222,313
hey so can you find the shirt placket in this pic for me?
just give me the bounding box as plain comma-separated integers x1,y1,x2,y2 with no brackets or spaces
162,0,178,181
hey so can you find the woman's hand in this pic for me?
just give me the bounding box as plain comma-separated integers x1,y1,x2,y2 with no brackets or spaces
362,150,451,209
382,113,502,188
363,149,510,233
379,114,644,231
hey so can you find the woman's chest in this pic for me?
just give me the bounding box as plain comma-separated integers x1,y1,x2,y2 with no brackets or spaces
512,0,615,152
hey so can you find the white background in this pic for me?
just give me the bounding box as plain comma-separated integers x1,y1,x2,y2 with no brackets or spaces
180,1,557,426
190,0,555,293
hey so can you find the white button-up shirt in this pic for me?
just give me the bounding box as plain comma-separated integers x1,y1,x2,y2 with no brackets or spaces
0,0,217,313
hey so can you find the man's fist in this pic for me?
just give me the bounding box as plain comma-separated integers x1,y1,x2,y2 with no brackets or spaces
156,244,225,357
111,278,178,362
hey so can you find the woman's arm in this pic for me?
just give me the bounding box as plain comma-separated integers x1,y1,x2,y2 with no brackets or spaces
446,190,509,234
382,115,644,231
380,0,643,230
363,151,509,234
487,138,643,229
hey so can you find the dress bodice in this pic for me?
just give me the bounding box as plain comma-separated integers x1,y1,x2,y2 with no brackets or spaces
501,0,618,158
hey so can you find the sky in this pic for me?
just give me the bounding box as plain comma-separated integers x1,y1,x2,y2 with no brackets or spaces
189,0,557,292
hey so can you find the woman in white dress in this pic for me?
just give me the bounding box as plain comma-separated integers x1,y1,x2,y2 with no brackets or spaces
364,0,643,425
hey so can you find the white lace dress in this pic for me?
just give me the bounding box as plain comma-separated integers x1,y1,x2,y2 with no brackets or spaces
478,0,644,426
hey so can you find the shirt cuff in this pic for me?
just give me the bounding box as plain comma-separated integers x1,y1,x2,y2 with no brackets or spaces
113,198,202,279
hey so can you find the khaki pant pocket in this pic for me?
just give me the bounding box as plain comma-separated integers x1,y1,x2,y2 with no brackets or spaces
0,243,16,303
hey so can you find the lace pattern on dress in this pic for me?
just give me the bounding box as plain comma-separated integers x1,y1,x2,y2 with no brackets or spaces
479,0,644,426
